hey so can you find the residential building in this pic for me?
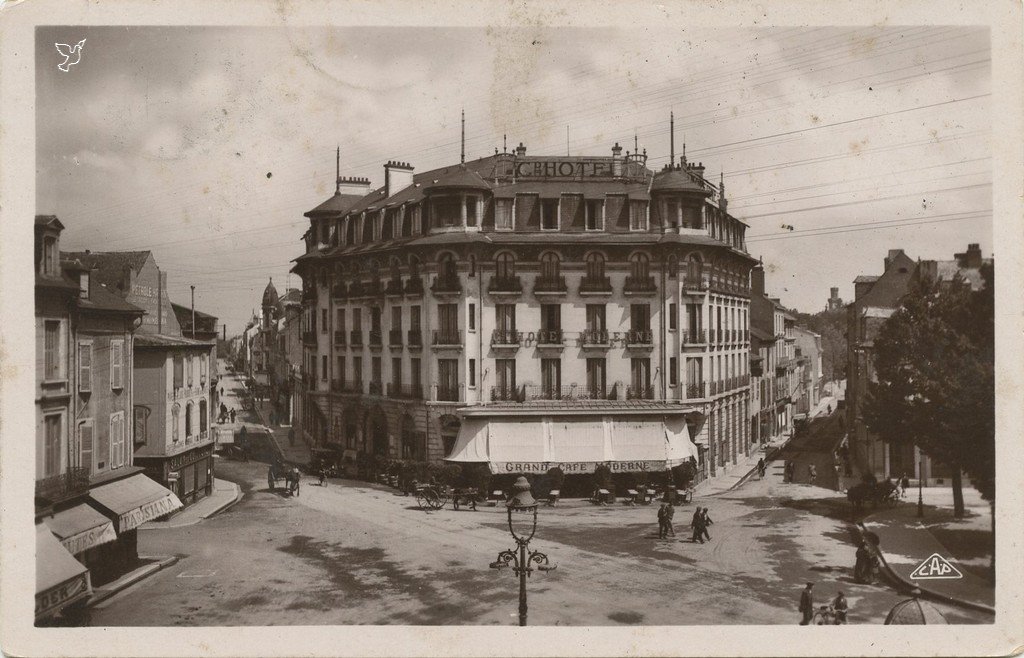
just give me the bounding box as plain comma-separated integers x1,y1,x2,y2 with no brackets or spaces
846,244,992,483
792,326,822,415
172,302,221,408
293,138,757,487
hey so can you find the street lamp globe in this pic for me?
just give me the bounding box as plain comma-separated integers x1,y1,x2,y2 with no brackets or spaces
506,476,538,543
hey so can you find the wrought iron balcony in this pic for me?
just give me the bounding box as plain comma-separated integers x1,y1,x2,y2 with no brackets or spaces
533,275,567,295
623,275,657,295
682,329,706,344
331,378,343,392
333,330,346,346
348,281,365,298
523,384,609,401
683,274,710,292
404,277,424,296
491,329,521,347
436,384,461,402
368,381,383,396
385,279,404,296
490,385,521,402
331,283,348,300
35,467,90,505
626,385,655,400
432,330,463,347
350,329,363,346
407,329,423,347
364,280,383,297
387,382,423,399
489,275,523,295
625,329,654,346
579,275,613,295
369,329,383,346
389,329,403,346
431,274,461,295
536,329,563,346
686,382,707,399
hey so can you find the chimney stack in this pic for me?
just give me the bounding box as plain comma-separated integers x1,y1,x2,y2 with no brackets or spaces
955,243,983,268
384,161,415,197
750,260,766,297
884,248,905,271
515,142,527,157
611,142,623,176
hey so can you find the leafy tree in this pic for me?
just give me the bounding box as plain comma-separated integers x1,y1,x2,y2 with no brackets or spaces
864,268,994,517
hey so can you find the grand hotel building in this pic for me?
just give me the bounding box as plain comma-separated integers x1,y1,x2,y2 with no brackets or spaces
293,141,757,485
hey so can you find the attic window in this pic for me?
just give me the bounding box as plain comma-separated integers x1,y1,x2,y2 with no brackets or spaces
898,267,908,273
79,272,90,299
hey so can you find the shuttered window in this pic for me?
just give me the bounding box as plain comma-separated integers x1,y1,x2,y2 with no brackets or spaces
560,194,583,230
44,320,62,380
110,412,125,469
44,414,62,477
79,420,93,474
495,199,513,230
78,341,92,392
515,194,538,230
110,339,124,389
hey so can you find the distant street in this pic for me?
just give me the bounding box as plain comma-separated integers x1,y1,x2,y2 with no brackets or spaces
90,410,986,626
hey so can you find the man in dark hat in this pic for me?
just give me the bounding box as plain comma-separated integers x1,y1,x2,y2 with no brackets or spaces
799,582,814,625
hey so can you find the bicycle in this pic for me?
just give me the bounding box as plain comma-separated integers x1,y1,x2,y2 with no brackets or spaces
811,604,843,625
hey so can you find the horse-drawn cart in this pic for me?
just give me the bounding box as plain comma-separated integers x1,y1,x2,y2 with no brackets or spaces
847,477,899,509
268,463,300,496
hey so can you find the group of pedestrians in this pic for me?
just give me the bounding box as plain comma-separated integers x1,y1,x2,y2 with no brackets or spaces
798,582,848,625
656,504,714,543
218,402,237,424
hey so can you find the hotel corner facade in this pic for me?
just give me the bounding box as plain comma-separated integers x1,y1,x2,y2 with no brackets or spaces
293,139,758,485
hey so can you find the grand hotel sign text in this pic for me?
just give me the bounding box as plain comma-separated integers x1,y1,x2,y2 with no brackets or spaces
499,158,646,181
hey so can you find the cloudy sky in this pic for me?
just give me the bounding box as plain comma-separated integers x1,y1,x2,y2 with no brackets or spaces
36,25,991,333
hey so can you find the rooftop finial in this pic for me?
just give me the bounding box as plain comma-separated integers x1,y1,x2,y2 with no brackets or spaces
670,111,675,167
503,133,507,153
682,135,687,165
634,130,638,154
335,145,341,194
460,108,465,164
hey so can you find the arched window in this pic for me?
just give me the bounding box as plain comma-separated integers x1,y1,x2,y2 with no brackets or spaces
438,253,457,280
540,252,560,281
630,252,650,279
185,402,193,438
390,258,402,282
171,404,180,442
667,254,678,278
199,399,208,433
369,260,381,286
409,256,420,278
687,255,703,285
495,252,516,279
585,252,605,280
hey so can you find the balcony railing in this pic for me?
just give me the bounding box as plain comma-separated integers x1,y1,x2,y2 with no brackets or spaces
331,378,343,392
348,379,363,394
331,283,348,300
350,329,363,346
387,382,423,399
533,275,567,295
580,329,610,346
404,277,424,296
436,384,461,402
433,330,463,347
431,274,461,295
368,381,383,395
536,329,563,345
683,274,710,292
490,385,521,402
369,329,383,346
626,385,655,400
623,275,657,295
579,276,613,295
385,279,404,296
686,382,707,399
389,329,403,346
407,329,423,347
489,275,523,295
364,280,382,297
333,330,346,346
35,467,90,505
625,329,654,346
302,331,317,345
522,384,610,401
491,329,521,347
348,281,365,298
682,329,706,344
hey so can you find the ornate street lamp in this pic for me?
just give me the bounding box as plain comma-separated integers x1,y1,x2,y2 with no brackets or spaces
489,476,556,626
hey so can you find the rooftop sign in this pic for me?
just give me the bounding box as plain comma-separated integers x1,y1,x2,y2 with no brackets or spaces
496,157,647,181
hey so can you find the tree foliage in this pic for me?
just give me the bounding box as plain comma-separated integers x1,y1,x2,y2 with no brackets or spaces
864,265,994,504
793,308,848,381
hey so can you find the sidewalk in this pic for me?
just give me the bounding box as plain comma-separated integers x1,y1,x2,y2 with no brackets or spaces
253,399,311,466
857,487,994,612
700,431,792,497
140,478,241,530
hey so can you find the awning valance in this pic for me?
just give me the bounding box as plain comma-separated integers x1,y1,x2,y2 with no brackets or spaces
36,524,91,620
43,504,117,556
446,414,700,475
89,474,182,532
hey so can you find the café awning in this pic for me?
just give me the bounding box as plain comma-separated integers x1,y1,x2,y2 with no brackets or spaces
89,474,183,532
43,504,117,556
36,524,91,621
446,412,700,475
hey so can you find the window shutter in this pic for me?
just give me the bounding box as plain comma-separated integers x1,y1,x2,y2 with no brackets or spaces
79,422,93,473
110,340,123,389
79,343,92,392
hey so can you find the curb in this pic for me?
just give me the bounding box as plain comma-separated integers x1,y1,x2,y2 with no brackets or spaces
89,555,178,606
851,521,995,616
204,481,243,519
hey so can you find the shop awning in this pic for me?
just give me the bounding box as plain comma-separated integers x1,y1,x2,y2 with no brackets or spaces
89,474,182,532
36,524,91,620
446,414,701,475
43,504,117,556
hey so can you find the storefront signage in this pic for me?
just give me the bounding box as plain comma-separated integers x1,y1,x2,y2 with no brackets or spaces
500,158,646,180
60,522,117,556
118,495,180,531
35,573,90,619
491,460,667,475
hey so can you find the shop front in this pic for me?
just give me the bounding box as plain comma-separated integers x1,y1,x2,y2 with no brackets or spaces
136,444,215,508
35,524,92,625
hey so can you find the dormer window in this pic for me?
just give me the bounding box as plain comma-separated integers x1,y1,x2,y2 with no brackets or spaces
541,199,559,230
629,201,648,231
465,196,479,227
79,271,90,298
585,200,604,230
42,235,58,276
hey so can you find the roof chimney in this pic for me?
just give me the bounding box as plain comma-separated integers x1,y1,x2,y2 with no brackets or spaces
337,176,372,195
884,248,905,271
955,243,983,268
384,161,415,198
611,142,623,176
750,260,766,297
515,142,527,157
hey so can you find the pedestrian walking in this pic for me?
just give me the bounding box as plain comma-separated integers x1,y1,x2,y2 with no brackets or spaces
318,467,327,487
220,387,224,398
657,504,668,539
807,464,817,486
288,427,295,447
700,508,713,541
799,582,814,625
230,408,236,423
269,410,276,426
757,458,766,479
900,472,910,498
665,502,676,537
833,464,842,491
831,591,848,624
691,507,705,543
